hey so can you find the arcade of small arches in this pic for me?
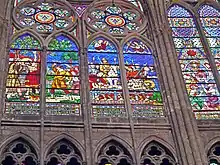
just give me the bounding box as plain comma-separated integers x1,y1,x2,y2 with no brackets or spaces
1,135,220,165
0,135,177,165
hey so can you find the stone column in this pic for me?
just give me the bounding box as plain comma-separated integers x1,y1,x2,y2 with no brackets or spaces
143,0,207,164
0,7,9,136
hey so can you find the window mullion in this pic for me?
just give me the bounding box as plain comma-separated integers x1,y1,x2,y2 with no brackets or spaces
194,13,220,91
40,46,47,118
39,46,47,165
118,47,132,119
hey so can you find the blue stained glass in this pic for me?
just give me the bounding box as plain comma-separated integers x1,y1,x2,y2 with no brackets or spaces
124,54,154,65
199,5,220,17
203,27,220,37
168,5,192,18
124,39,163,117
168,4,220,119
47,51,79,64
88,38,117,52
88,52,119,64
171,28,199,37
88,37,125,117
48,35,78,51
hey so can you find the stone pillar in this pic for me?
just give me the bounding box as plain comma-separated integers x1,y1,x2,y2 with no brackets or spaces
0,4,9,136
143,0,207,164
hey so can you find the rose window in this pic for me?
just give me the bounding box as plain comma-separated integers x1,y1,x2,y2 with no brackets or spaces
14,1,76,33
87,3,145,34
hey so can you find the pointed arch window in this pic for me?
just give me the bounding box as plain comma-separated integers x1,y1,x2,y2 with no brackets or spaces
199,5,220,75
208,142,220,165
6,0,165,119
46,35,80,115
123,39,163,117
140,142,176,165
88,37,125,117
167,4,220,119
96,141,133,165
6,33,42,115
1,139,38,165
45,139,83,165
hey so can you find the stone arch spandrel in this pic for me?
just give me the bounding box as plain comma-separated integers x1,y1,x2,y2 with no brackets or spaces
0,132,40,159
93,134,134,163
137,135,177,162
44,133,85,161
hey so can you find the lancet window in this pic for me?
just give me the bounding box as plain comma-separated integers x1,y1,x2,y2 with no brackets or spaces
167,3,220,119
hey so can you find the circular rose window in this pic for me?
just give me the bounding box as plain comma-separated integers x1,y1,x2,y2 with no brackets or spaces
87,3,144,35
14,2,76,33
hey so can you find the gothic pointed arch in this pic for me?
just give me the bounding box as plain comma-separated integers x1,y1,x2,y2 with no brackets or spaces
167,3,220,119
5,32,42,115
140,141,176,165
96,140,134,165
1,138,39,165
88,36,126,117
122,37,164,118
45,33,80,115
45,138,83,165
208,142,220,165
44,133,85,161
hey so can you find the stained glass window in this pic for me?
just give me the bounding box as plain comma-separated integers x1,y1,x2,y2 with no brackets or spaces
168,5,220,119
123,39,163,117
88,38,125,117
127,0,143,11
199,5,220,75
14,0,23,7
5,33,42,115
46,35,80,115
87,3,143,34
14,1,76,33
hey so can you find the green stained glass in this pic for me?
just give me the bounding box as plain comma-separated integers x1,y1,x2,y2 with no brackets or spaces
11,33,41,50
123,38,164,118
46,35,80,116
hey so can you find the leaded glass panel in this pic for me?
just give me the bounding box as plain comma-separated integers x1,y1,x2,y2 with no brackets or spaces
123,39,163,118
88,38,126,117
199,5,220,75
5,33,42,115
168,5,220,119
46,35,80,115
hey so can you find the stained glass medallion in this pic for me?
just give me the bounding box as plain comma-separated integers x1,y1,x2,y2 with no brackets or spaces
14,1,76,33
168,5,220,119
5,33,42,115
87,3,143,35
88,38,126,117
46,35,80,115
123,39,164,117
